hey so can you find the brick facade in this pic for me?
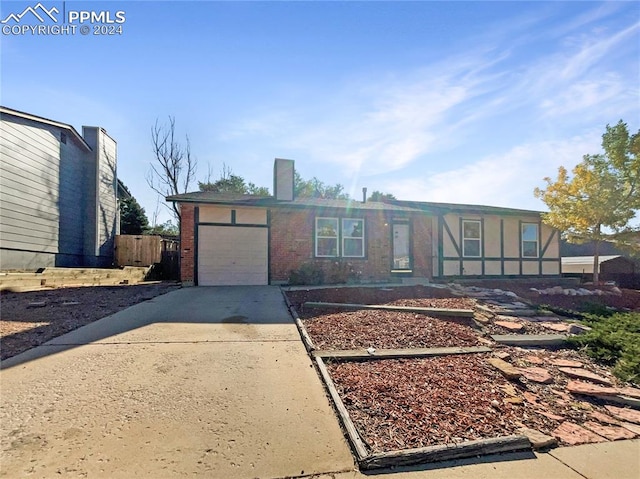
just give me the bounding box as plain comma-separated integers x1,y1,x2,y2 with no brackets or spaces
179,203,196,284
270,207,433,284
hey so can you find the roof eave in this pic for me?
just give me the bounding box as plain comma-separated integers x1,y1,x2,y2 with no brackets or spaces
167,195,421,213
1,105,93,152
391,200,543,217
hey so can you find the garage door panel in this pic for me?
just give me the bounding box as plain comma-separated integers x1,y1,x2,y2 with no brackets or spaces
198,226,268,286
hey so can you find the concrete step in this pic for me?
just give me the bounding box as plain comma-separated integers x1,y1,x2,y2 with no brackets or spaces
491,334,567,347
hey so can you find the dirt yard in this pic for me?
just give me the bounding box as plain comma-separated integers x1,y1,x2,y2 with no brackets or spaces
286,282,640,454
0,282,180,360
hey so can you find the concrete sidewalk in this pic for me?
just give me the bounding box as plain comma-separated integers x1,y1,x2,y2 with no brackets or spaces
322,439,639,478
1,286,638,478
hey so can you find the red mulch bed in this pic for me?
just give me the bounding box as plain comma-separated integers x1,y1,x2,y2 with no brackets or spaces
286,284,639,453
327,349,634,453
328,355,516,451
292,287,478,350
286,285,461,311
302,309,480,350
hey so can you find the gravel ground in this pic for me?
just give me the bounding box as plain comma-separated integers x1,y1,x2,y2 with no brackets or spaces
482,318,568,336
463,280,640,312
0,282,181,360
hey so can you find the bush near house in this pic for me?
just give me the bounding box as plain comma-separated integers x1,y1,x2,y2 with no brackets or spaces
568,311,640,384
288,263,325,286
288,261,362,286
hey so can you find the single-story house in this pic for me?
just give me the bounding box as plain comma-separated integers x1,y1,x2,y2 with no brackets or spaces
0,106,118,269
167,159,561,286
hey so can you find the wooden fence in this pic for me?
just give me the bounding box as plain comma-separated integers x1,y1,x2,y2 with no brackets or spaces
114,235,180,280
115,235,162,267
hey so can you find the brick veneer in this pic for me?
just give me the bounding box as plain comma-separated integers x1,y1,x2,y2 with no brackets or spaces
269,207,433,283
179,203,196,284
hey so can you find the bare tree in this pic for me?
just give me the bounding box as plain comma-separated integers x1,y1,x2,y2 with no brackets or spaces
147,116,197,224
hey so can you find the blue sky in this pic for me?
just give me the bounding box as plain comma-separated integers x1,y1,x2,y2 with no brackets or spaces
1,1,639,225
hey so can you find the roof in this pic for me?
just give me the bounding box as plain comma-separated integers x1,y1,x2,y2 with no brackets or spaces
117,179,132,199
390,199,544,216
166,191,420,212
562,255,623,266
0,105,92,152
167,191,550,216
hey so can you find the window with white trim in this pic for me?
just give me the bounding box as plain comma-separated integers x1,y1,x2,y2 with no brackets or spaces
315,217,365,257
342,218,364,257
462,220,481,257
522,223,539,258
315,217,338,257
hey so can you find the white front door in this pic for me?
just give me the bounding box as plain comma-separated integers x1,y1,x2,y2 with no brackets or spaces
392,223,411,271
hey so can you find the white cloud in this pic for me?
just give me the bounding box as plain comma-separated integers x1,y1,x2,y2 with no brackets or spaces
540,74,629,118
378,133,603,211
558,20,639,81
224,50,516,179
218,6,638,206
521,19,640,122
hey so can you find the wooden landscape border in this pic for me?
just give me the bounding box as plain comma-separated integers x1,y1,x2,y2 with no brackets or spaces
281,289,317,351
313,345,492,360
303,301,475,318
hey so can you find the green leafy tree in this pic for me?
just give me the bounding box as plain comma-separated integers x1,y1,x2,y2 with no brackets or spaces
534,120,640,283
369,190,397,202
147,220,179,236
197,166,350,200
198,164,270,196
294,171,349,199
119,183,149,234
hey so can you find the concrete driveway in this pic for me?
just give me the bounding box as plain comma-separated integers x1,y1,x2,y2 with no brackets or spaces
0,286,355,478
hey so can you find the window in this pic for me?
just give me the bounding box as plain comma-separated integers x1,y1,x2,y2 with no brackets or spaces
315,218,338,257
315,217,365,258
60,132,67,144
522,223,539,257
342,219,364,257
462,220,481,257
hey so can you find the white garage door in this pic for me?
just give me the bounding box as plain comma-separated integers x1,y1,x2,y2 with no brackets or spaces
198,226,268,286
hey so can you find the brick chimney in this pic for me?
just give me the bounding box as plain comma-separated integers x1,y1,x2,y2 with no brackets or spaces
273,158,295,201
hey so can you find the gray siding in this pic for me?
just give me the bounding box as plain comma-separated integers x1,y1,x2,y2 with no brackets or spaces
80,126,99,263
0,117,62,260
0,110,117,269
81,127,117,267
97,131,117,262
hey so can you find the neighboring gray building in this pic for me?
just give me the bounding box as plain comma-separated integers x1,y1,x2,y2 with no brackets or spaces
0,106,118,269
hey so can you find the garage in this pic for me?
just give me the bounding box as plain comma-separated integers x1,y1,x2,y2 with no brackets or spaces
197,225,268,286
